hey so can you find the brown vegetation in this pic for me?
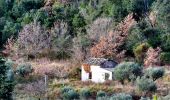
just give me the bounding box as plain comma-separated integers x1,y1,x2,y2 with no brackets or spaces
90,14,136,62
144,47,162,67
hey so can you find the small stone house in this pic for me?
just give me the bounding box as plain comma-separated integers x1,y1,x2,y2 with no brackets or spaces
81,58,118,83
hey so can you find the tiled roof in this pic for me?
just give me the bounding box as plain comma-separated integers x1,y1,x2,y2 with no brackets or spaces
83,58,118,69
83,58,107,66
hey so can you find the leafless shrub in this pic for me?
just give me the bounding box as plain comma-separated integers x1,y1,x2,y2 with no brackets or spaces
18,21,51,57
22,80,46,97
87,17,112,42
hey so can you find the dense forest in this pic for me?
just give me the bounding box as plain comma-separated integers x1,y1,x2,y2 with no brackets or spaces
0,0,170,99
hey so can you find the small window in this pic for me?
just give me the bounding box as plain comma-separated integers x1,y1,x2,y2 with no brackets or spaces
89,72,92,79
105,73,110,80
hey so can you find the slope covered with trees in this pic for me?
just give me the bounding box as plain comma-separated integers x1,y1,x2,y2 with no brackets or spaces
0,0,170,99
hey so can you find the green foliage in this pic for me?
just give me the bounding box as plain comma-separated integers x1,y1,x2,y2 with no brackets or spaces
133,42,150,63
5,59,14,68
160,34,170,51
61,86,73,94
160,52,170,64
97,90,107,98
2,21,21,44
80,88,91,99
145,67,165,81
53,35,73,60
126,27,145,53
16,63,34,77
72,14,86,28
21,10,35,25
110,93,132,100
19,0,44,12
136,76,157,93
114,62,143,84
61,86,79,100
140,97,151,100
130,0,155,18
0,0,7,17
0,58,15,99
155,0,170,33
143,28,162,47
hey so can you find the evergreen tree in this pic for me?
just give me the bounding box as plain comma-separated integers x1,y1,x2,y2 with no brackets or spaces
0,58,15,99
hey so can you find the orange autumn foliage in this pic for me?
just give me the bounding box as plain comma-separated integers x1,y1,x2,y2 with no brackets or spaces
144,47,162,67
90,14,136,61
82,64,91,73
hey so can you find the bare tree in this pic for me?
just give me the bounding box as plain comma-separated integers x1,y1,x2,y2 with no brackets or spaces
18,21,51,57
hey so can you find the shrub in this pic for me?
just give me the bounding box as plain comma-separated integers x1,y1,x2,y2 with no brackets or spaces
143,28,162,47
63,90,79,100
145,67,165,81
61,86,79,100
5,59,14,68
125,27,145,53
72,14,86,28
16,63,33,77
20,0,44,11
97,90,107,98
114,62,142,84
144,47,161,67
2,21,21,44
110,93,132,100
160,34,170,51
97,96,109,100
160,52,170,65
87,17,112,41
162,94,170,100
0,58,15,99
18,21,51,57
80,88,91,99
136,77,157,94
140,97,151,100
154,0,170,33
130,0,155,18
133,42,150,63
61,86,74,95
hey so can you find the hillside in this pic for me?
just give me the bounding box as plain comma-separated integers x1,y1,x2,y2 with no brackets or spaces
0,0,170,100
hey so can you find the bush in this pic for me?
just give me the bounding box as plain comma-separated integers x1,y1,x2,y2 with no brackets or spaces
133,42,150,63
140,97,151,100
154,0,170,33
161,34,170,51
0,58,15,99
80,88,91,99
125,27,145,53
61,86,79,100
18,21,51,57
5,59,14,68
16,63,34,77
97,91,107,98
114,62,142,84
145,67,165,81
160,52,170,64
20,0,44,11
130,0,155,18
143,28,162,48
162,94,170,100
61,86,73,94
110,93,132,100
136,77,157,94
